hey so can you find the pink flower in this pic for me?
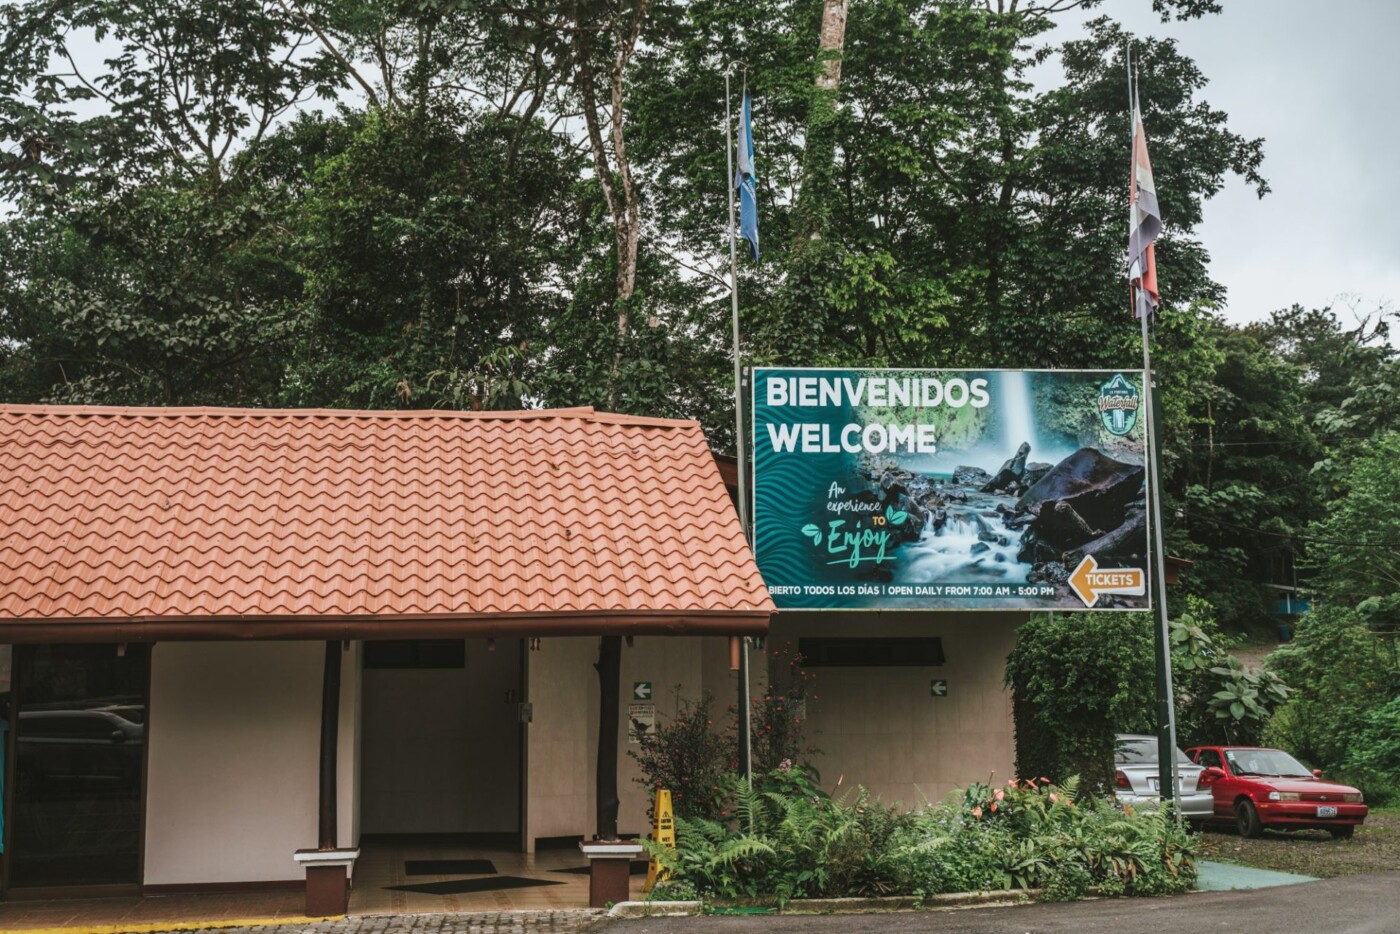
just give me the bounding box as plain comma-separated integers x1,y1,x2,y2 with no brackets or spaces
995,789,1005,801
1050,793,1059,804
971,806,983,819
990,802,999,813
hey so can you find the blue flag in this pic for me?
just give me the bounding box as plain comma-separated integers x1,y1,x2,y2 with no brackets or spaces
736,90,759,261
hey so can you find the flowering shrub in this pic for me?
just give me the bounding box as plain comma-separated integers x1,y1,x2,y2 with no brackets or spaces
630,649,819,820
628,691,733,821
750,646,819,776
892,776,1197,900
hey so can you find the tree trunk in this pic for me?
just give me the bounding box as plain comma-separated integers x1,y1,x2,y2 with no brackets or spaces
571,0,650,407
815,0,851,93
594,635,623,840
793,0,850,244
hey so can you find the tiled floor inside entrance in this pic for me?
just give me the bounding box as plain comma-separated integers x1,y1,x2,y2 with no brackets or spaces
350,839,645,914
0,842,644,931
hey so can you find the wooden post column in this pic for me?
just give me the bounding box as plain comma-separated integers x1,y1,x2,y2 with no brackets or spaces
295,641,357,916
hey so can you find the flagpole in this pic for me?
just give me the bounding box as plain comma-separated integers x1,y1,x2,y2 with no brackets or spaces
1128,47,1183,817
724,61,754,790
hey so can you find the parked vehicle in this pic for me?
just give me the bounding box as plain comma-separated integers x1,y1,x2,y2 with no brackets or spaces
1186,745,1367,838
1114,734,1213,829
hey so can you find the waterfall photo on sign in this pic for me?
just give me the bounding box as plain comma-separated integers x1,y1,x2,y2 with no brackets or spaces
752,368,1150,611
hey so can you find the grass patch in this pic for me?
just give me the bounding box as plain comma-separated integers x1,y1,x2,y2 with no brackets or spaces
1195,810,1400,878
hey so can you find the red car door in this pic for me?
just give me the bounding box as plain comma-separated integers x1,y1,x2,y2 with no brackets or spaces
1193,747,1234,819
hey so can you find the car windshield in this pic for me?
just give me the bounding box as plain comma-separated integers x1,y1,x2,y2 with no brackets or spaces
1115,737,1192,765
1225,749,1312,777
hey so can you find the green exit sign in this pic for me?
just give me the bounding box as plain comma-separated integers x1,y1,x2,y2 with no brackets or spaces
930,679,948,697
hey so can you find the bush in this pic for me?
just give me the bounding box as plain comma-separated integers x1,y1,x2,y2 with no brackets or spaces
643,766,903,904
890,777,1196,900
1266,605,1400,798
644,772,1197,905
1171,597,1290,745
1005,613,1155,794
628,691,734,821
630,649,820,821
750,645,819,776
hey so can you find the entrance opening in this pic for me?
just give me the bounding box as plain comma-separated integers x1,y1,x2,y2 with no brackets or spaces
360,639,523,842
6,643,151,890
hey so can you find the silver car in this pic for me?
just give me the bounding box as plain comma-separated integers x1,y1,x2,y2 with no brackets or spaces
1114,733,1213,828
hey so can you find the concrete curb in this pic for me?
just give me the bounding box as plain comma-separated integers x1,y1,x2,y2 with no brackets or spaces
607,901,703,918
607,889,1045,918
764,890,1041,913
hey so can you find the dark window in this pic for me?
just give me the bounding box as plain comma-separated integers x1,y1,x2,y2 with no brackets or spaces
796,637,945,668
11,643,151,888
364,640,466,670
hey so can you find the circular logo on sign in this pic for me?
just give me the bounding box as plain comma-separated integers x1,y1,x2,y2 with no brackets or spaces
1098,374,1140,437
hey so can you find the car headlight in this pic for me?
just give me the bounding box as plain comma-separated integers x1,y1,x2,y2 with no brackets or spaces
1267,792,1301,802
1344,793,1364,803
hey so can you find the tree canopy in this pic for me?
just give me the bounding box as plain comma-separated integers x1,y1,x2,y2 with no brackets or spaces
1,0,1393,646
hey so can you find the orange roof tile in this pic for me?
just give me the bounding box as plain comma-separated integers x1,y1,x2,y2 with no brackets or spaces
0,405,773,639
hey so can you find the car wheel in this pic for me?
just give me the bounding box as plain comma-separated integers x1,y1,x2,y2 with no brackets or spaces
1235,800,1263,838
1330,825,1355,840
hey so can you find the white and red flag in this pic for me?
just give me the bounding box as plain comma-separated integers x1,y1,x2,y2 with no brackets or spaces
1128,98,1161,319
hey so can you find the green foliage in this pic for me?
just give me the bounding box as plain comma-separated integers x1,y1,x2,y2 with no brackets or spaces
1170,598,1289,745
1204,655,1290,744
647,773,1197,903
0,177,298,405
1005,613,1154,794
284,103,583,409
749,645,819,777
1305,432,1400,611
628,691,735,822
629,651,820,821
1338,697,1400,806
1267,605,1400,801
891,776,1195,899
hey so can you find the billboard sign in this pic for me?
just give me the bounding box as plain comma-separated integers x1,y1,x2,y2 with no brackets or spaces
752,368,1150,611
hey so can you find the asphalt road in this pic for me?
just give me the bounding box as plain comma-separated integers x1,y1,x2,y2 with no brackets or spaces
598,872,1400,934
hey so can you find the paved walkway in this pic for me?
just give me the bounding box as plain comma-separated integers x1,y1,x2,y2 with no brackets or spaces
1194,858,1317,891
0,843,641,932
0,909,606,934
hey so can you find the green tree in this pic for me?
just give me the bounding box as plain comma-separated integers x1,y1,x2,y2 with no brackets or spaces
282,105,584,409
1005,612,1155,795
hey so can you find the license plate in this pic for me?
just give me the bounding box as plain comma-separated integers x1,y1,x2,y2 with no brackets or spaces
1147,778,1184,792
1317,806,1339,818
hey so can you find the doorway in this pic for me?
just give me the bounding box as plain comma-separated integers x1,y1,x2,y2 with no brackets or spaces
359,639,523,839
4,643,151,891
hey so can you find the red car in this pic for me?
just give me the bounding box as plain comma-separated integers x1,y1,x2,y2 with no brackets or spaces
1185,745,1368,839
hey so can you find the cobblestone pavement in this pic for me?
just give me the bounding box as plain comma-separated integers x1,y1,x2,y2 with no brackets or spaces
144,910,608,934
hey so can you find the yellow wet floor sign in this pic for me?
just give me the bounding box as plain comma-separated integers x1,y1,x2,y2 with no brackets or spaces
644,788,675,894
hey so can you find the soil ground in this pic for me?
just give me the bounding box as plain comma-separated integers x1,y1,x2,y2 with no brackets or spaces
1194,807,1400,878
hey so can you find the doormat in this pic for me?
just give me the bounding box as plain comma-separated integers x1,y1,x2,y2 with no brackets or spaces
404,859,497,876
553,860,649,876
388,876,564,895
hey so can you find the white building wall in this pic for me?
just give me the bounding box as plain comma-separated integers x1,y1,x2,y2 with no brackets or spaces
768,612,1022,808
144,641,359,886
524,635,728,850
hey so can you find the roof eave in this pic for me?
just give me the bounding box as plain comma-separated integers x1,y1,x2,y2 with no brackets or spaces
0,609,773,643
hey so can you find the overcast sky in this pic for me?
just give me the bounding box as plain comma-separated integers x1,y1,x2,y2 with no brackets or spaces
1058,0,1399,326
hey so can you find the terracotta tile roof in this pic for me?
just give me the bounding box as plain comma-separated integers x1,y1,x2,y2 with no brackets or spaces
0,405,772,639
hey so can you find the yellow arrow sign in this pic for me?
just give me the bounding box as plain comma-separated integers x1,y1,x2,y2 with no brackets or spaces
1068,554,1146,608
